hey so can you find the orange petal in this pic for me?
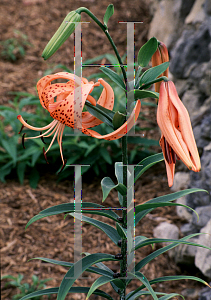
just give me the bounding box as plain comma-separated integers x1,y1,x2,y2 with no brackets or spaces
82,78,115,128
167,81,201,171
160,135,175,187
82,100,141,140
157,82,195,170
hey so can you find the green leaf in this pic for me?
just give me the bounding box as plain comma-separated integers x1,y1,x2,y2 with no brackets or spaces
134,153,164,182
103,4,114,27
18,287,114,300
100,67,126,91
69,213,120,245
2,138,17,164
134,234,211,252
126,291,182,300
139,62,169,86
131,90,159,101
57,253,117,300
100,147,112,164
127,275,211,298
85,102,114,128
26,202,118,229
116,222,127,238
16,162,26,184
30,257,115,278
112,111,126,130
134,234,206,273
138,37,158,67
135,188,207,225
29,167,40,189
101,176,127,202
127,272,158,300
87,275,124,299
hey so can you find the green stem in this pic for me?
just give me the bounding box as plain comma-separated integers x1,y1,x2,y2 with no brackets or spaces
77,8,128,299
76,7,127,84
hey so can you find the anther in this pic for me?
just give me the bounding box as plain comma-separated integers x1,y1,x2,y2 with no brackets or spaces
22,133,26,149
40,132,46,144
58,159,67,174
18,120,27,134
43,147,49,164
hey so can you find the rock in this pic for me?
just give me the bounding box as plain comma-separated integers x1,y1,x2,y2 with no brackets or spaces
174,237,198,265
176,197,192,222
205,0,211,15
153,222,180,259
199,283,211,300
192,206,211,230
148,0,195,49
153,222,179,240
185,0,206,24
181,223,198,236
171,172,190,192
170,22,211,78
181,88,203,121
195,219,211,278
181,288,201,299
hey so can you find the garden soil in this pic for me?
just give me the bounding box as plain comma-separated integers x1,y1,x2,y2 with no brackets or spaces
0,0,206,299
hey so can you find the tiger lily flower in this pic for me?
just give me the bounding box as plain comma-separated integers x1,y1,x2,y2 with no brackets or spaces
17,72,141,166
157,80,201,187
151,41,169,93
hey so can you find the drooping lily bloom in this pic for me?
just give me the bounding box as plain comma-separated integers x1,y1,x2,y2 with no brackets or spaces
151,41,169,93
17,72,141,166
157,80,201,187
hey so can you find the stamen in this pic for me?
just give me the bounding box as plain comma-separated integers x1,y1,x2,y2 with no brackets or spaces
163,137,171,164
40,132,46,144
43,147,49,164
58,159,67,174
170,147,177,164
22,133,26,149
18,120,27,134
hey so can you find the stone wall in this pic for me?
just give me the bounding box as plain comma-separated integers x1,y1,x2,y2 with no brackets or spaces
148,0,211,297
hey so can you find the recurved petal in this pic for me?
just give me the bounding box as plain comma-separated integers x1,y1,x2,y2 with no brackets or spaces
82,78,115,128
82,100,141,140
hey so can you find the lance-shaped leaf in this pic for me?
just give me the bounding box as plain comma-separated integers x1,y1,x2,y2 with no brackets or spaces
134,153,164,183
138,37,158,67
57,253,118,300
135,188,207,225
126,290,183,300
103,4,114,27
85,102,115,129
100,67,126,91
86,275,124,299
139,62,169,87
101,176,127,202
131,90,159,101
127,272,158,300
26,202,119,229
69,213,120,245
18,286,114,300
127,275,211,298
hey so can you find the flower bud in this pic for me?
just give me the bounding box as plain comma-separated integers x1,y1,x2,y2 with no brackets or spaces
151,41,169,92
42,11,81,60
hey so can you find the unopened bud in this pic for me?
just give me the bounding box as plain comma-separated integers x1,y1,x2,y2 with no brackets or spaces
151,41,169,93
42,11,81,60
